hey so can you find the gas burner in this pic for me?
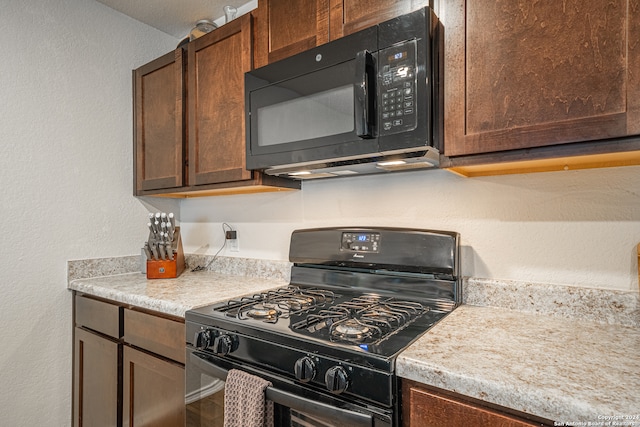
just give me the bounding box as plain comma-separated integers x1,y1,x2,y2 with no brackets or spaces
281,296,314,310
331,319,378,342
246,303,280,319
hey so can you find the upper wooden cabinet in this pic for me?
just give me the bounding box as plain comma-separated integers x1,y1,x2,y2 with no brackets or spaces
253,0,330,68
134,49,186,193
188,14,253,187
333,0,429,39
134,14,299,197
252,0,429,68
439,0,640,174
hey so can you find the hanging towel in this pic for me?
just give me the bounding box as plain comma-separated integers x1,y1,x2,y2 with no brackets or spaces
223,369,274,427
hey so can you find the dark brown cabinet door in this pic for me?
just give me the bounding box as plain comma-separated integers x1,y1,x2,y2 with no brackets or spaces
123,346,185,427
253,0,330,68
441,0,640,157
401,380,550,427
133,50,186,194
253,0,430,67
330,0,429,40
73,327,120,427
188,14,253,186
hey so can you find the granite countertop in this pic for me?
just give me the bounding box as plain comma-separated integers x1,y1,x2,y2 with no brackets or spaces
397,304,640,425
68,270,288,317
67,256,640,425
67,255,291,317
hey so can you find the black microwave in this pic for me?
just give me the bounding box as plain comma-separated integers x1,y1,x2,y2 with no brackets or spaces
245,7,442,180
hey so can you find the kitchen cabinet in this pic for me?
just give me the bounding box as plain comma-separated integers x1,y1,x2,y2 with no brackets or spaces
438,0,640,176
133,13,299,198
331,0,430,40
134,49,186,193
73,295,122,427
253,0,330,68
252,0,429,68
72,294,186,427
73,324,120,427
401,379,552,427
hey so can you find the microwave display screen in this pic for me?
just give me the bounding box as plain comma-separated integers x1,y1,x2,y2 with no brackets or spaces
389,51,407,62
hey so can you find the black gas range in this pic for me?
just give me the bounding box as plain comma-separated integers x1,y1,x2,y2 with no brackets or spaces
185,227,460,427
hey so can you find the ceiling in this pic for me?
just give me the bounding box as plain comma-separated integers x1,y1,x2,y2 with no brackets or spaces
96,0,253,39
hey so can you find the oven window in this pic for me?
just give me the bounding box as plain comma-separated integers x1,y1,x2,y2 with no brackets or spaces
291,409,345,427
186,362,225,426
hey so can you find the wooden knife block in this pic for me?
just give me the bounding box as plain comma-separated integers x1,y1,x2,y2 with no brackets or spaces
146,228,185,279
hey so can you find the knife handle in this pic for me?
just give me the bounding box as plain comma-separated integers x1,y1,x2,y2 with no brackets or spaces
143,245,152,260
158,244,166,260
149,243,159,260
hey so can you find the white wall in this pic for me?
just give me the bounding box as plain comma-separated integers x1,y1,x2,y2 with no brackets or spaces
0,1,177,425
180,165,640,291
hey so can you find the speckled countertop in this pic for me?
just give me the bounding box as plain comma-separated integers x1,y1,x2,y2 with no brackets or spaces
68,270,288,317
68,256,640,425
67,255,291,317
398,305,640,425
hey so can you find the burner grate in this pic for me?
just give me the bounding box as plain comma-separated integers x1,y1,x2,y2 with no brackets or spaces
292,294,427,344
214,286,335,322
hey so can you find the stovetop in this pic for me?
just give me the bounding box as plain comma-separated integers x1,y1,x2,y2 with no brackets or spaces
186,227,461,371
187,283,454,361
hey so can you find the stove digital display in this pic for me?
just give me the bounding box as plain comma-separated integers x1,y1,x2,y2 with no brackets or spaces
341,232,380,252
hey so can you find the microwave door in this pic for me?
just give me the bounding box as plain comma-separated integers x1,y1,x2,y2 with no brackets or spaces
246,57,380,171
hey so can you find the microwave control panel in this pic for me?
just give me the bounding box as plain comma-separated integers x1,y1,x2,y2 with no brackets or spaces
378,39,418,135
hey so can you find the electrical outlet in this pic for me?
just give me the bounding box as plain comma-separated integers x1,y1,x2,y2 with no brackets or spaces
226,230,239,252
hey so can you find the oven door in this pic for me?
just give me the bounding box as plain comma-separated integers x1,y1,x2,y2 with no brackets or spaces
186,348,391,427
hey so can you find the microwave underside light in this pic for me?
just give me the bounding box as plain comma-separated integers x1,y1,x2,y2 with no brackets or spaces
270,150,440,180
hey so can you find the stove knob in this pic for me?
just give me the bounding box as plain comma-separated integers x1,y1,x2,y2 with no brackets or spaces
294,357,316,383
325,366,349,394
194,330,212,350
212,334,234,355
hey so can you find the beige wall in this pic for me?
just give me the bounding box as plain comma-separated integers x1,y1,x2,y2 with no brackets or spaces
0,0,177,424
180,165,640,292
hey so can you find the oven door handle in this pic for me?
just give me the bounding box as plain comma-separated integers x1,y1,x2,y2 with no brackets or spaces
190,352,374,427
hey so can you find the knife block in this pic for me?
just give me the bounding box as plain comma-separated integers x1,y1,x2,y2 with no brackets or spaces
146,227,185,279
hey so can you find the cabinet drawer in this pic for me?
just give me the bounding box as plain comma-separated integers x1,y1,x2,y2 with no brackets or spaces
124,308,185,364
75,295,122,339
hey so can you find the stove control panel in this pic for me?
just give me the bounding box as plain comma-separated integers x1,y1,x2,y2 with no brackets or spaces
341,232,380,253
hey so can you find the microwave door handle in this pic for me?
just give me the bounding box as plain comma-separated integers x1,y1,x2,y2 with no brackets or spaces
189,351,373,427
354,50,376,138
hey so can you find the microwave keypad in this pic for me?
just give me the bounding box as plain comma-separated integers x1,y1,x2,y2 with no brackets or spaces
378,40,418,135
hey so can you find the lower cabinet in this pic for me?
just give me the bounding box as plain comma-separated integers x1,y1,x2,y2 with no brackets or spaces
73,293,185,427
123,346,185,427
74,327,120,427
401,379,552,427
